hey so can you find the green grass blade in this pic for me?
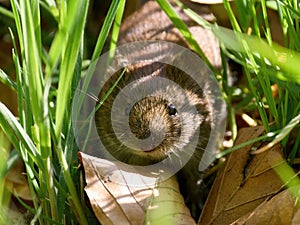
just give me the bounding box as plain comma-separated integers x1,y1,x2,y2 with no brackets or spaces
0,5,14,19
223,0,241,32
176,1,300,84
173,0,211,29
17,2,56,220
54,0,89,140
288,131,300,165
80,67,127,152
10,0,24,60
8,28,27,129
108,0,126,58
272,162,300,204
40,0,59,21
216,130,280,158
0,102,44,168
19,1,44,123
72,0,121,125
0,69,17,91
252,113,300,154
212,26,300,84
91,0,121,62
157,0,218,74
49,1,90,223
19,1,54,160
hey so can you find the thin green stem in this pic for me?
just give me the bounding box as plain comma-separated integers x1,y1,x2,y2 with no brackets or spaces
157,0,219,75
57,144,88,225
0,5,14,19
109,0,126,58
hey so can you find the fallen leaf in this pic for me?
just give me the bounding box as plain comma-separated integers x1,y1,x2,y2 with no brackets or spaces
199,126,285,225
292,209,300,225
79,152,195,225
235,185,300,225
5,158,32,201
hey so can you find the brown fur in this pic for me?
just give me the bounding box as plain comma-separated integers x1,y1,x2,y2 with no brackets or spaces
95,0,220,218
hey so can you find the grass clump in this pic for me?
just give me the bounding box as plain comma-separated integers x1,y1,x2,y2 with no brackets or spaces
0,0,299,224
160,0,299,159
0,0,123,224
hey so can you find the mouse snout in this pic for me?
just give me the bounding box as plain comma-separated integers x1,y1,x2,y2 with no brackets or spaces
128,97,168,152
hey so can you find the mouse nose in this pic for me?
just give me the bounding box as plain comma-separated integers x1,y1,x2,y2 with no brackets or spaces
129,113,166,152
129,118,151,140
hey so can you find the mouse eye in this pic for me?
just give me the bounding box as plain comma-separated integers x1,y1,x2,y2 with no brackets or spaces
167,104,177,116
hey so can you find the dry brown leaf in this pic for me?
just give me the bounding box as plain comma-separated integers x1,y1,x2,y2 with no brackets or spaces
79,152,195,225
292,209,300,225
235,185,300,225
199,126,285,225
5,159,32,201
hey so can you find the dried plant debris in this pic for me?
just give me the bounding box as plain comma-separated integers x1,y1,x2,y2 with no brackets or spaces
79,152,195,225
199,126,297,225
